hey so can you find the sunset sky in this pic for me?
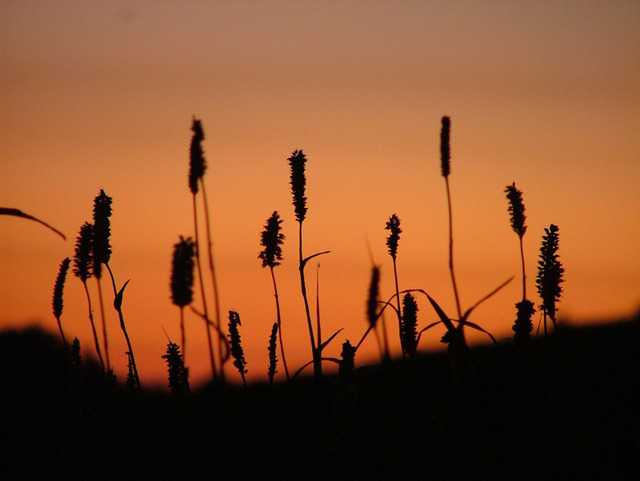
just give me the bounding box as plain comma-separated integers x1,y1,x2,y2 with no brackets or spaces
2,1,639,388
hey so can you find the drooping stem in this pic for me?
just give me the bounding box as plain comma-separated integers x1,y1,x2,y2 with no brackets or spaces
270,266,290,381
192,193,217,381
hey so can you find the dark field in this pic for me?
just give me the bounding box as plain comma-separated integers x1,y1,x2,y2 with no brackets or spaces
2,317,638,480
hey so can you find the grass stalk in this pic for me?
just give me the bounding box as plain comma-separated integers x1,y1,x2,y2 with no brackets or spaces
440,117,463,325
52,258,70,348
199,180,226,382
106,264,140,390
192,194,217,381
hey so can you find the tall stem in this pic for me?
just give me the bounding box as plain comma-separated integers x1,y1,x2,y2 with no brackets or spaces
106,263,140,390
192,193,217,381
392,257,404,358
199,180,225,383
270,267,290,381
82,281,104,373
298,221,320,378
96,277,111,373
519,235,527,300
445,177,463,323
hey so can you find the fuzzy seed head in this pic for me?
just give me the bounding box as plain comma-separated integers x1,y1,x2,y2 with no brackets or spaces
73,222,94,282
92,189,112,279
162,342,190,395
268,322,278,383
536,224,564,322
440,116,451,178
339,340,356,377
366,266,380,327
288,149,308,223
401,293,419,355
228,310,247,376
259,211,285,268
189,118,207,194
170,236,196,307
52,258,71,319
385,214,402,260
505,183,527,238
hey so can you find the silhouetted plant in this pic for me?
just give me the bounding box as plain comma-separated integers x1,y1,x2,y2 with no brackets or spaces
339,340,356,377
505,183,535,344
92,189,112,372
385,214,405,357
259,211,289,380
401,293,419,357
73,222,105,372
162,341,190,395
93,189,140,389
513,299,535,344
52,258,70,348
267,322,278,385
188,118,224,383
366,265,389,361
536,224,564,335
0,207,66,239
440,116,462,324
71,337,82,372
228,310,247,386
288,149,330,380
170,236,195,364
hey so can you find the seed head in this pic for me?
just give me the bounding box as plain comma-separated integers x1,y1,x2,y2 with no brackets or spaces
288,149,308,223
228,310,247,377
505,183,527,238
52,258,71,319
189,118,207,194
259,211,285,268
170,236,196,307
162,342,190,395
73,222,94,282
366,266,380,327
385,214,402,260
401,293,419,356
268,322,278,384
536,224,564,323
92,189,112,279
339,340,356,377
440,116,451,178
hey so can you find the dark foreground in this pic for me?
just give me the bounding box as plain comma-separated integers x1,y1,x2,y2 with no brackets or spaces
1,318,639,480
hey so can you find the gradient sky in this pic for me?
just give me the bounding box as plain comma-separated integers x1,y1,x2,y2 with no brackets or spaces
2,1,639,388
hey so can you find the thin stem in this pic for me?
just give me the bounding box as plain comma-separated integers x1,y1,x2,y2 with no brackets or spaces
179,307,186,367
192,193,217,381
96,277,111,373
200,180,225,383
269,266,289,381
55,316,67,348
82,280,105,373
316,264,322,357
298,220,320,378
106,263,140,390
392,257,404,358
445,177,463,322
519,235,527,300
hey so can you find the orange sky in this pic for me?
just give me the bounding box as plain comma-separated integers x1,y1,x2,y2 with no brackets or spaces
2,1,639,388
